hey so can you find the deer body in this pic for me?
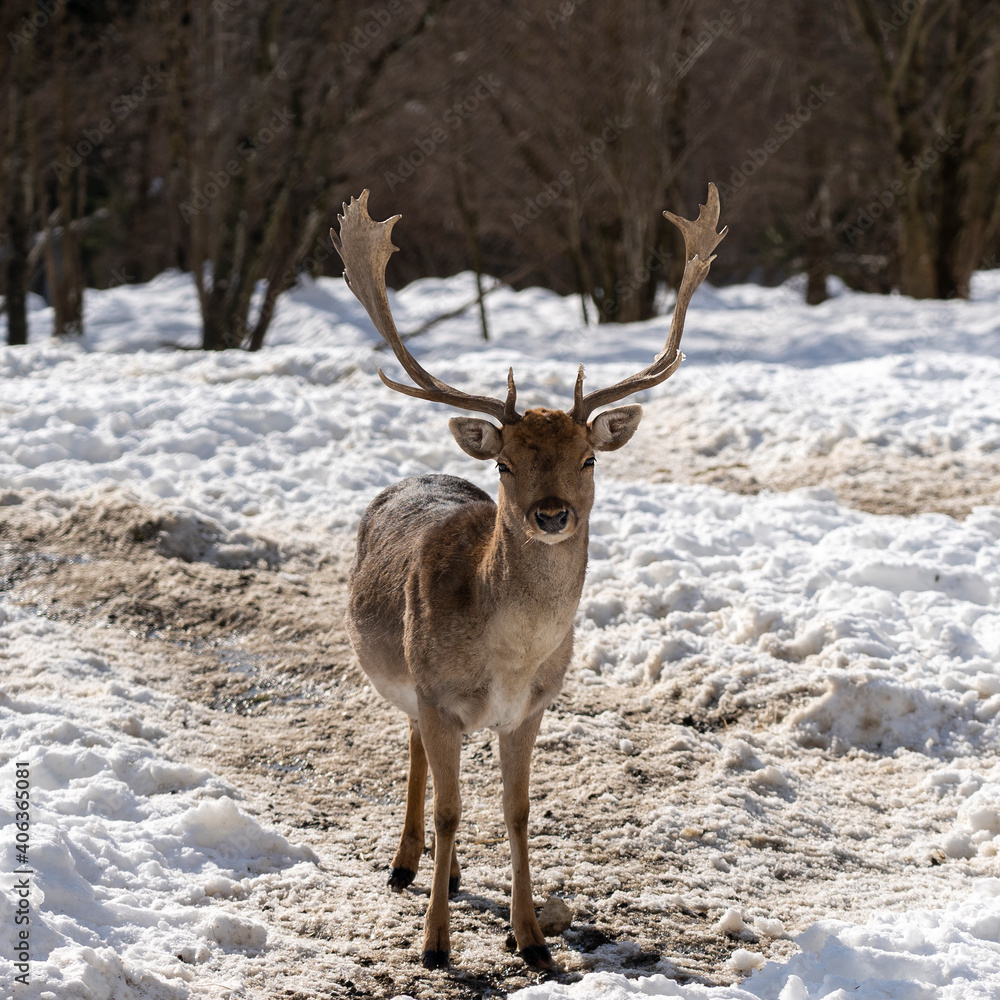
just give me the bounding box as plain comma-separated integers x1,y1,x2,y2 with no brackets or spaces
351,410,596,732
349,472,582,731
332,188,726,971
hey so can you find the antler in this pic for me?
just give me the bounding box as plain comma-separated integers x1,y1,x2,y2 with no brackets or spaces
331,190,521,425
570,183,727,424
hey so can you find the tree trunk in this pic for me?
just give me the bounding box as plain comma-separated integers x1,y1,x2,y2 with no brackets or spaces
4,5,33,346
803,165,831,305
453,165,490,340
200,160,251,350
51,13,85,338
4,176,30,346
847,0,1000,300
897,153,939,299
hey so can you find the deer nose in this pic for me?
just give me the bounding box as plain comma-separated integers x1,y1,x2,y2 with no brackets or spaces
534,507,570,533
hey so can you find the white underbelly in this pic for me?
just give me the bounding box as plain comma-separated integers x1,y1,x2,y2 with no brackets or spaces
370,673,419,719
480,682,534,734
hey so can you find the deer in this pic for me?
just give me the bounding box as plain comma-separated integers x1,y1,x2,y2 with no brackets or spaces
331,185,726,971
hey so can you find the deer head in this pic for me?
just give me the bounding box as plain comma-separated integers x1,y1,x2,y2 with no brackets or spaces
331,187,726,545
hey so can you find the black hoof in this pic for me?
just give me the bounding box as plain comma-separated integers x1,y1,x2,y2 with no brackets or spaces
388,867,416,891
448,874,460,897
421,948,449,969
519,944,554,970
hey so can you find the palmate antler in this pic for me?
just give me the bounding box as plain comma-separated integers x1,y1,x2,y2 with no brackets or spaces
332,185,725,426
569,183,728,423
331,190,521,425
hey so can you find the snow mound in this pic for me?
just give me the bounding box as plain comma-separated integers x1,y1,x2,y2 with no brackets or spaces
0,602,316,998
512,881,1000,999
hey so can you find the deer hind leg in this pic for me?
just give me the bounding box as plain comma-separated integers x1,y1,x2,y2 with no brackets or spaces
499,709,554,970
417,700,463,969
389,717,428,891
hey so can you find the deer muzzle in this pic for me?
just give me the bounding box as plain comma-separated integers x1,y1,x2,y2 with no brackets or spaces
526,498,577,543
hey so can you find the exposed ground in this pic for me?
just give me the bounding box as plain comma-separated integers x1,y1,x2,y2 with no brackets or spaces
0,455,993,998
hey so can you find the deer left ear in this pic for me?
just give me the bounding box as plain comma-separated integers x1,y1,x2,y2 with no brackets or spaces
450,417,504,459
588,404,642,451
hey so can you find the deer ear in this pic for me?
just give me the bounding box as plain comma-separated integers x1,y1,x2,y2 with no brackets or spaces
449,417,504,459
589,404,642,451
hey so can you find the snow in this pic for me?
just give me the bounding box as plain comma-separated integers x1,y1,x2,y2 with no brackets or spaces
1,267,1000,997
0,602,318,996
516,878,1000,1000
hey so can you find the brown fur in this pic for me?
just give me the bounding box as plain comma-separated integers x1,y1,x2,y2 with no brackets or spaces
348,407,639,968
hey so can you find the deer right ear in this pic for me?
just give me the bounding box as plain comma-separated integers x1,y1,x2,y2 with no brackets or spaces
589,404,643,451
449,417,504,460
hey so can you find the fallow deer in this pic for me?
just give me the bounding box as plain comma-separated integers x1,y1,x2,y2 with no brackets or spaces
331,186,726,971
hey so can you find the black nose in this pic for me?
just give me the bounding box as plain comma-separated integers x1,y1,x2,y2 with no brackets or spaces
534,508,569,533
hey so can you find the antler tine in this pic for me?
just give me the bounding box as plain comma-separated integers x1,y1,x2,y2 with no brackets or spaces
331,190,520,425
661,182,728,361
570,183,727,424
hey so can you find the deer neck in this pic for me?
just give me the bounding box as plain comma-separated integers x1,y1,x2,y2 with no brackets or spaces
479,500,590,616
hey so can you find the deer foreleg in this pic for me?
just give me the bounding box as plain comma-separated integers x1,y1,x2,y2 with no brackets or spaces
449,841,461,895
389,717,427,890
499,708,553,970
417,700,463,969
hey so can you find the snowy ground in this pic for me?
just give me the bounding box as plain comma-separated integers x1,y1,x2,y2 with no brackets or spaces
1,266,999,999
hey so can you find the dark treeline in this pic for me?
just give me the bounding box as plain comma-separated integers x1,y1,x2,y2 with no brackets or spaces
2,0,999,348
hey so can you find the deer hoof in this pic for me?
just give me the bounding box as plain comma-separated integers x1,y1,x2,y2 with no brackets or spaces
388,866,416,891
519,943,554,970
421,948,449,969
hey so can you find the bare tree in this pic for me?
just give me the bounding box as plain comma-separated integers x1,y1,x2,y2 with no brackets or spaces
39,5,87,337
846,0,1000,298
6,0,998,336
159,0,448,351
2,0,35,346
2,4,139,343
488,0,698,324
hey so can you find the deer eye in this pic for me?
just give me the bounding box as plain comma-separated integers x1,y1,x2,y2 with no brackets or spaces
583,456,596,469
497,461,512,475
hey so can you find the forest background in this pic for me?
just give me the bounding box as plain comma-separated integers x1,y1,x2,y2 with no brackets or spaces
2,0,999,349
